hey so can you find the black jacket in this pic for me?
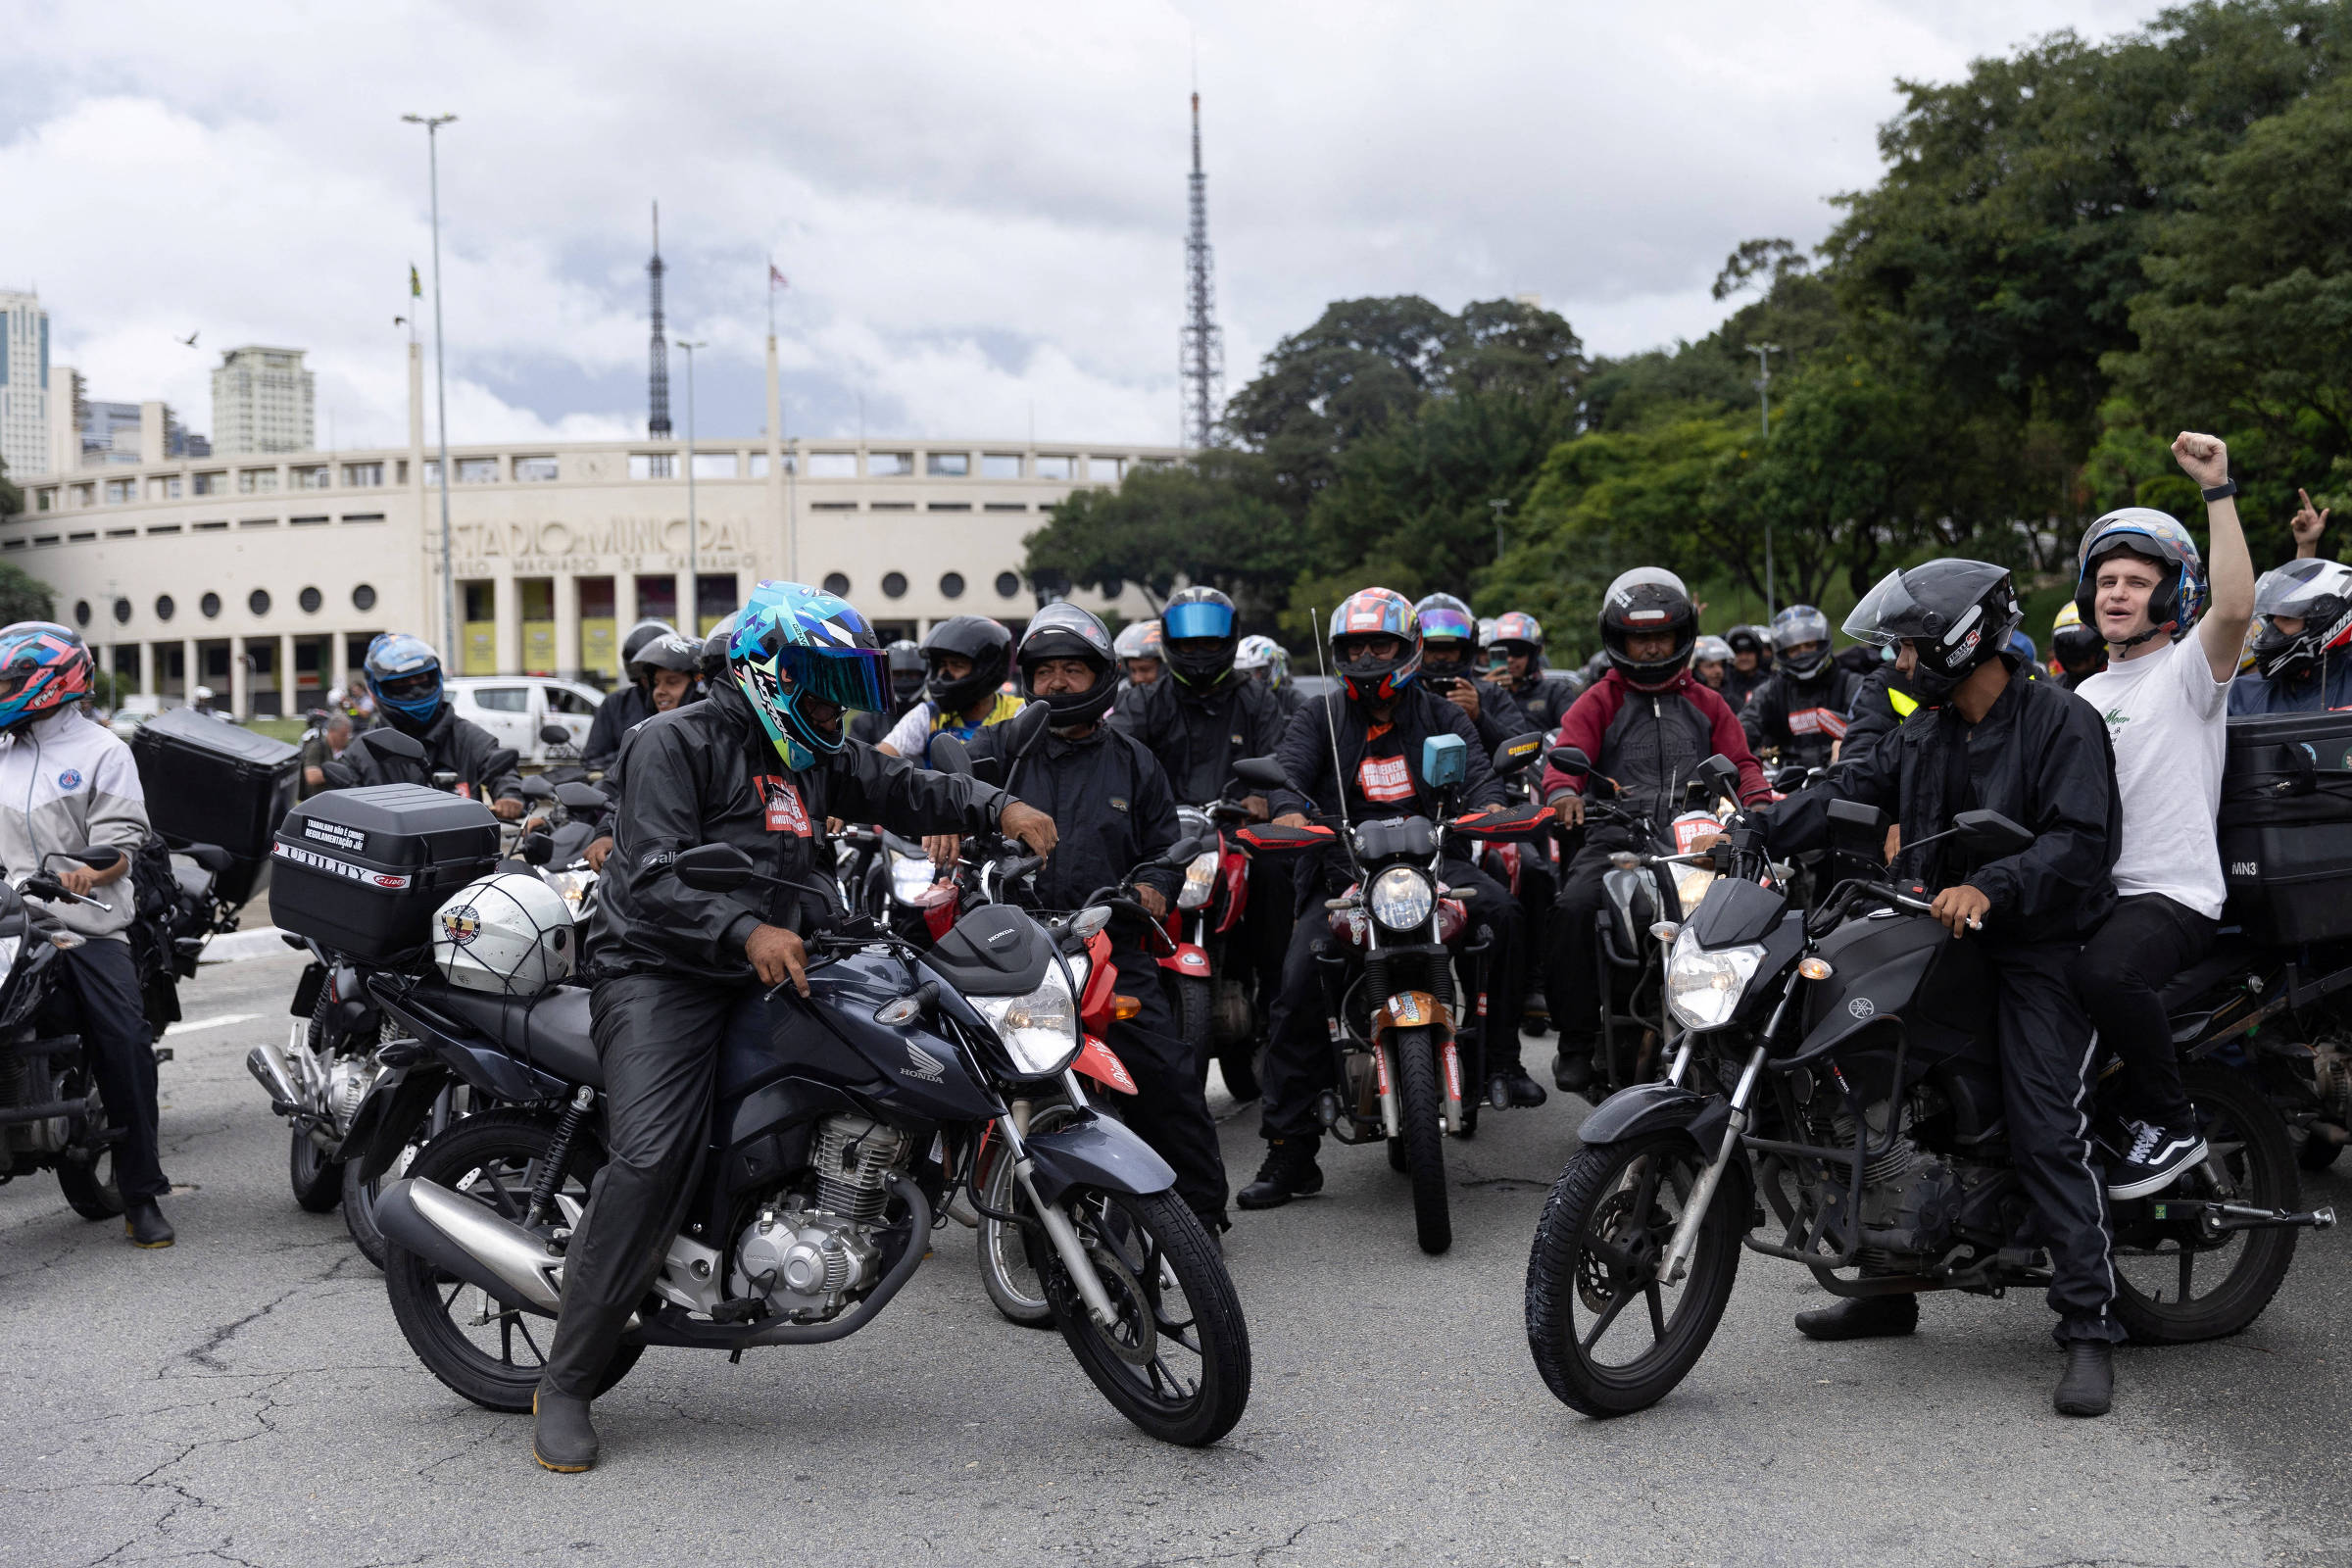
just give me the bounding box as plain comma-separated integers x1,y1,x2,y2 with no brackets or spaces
1762,663,2118,944
1741,665,1865,771
341,707,522,804
1269,686,1507,823
1722,664,1771,712
1492,671,1576,739
589,683,1010,981
969,721,1182,914
1841,664,1927,759
1113,673,1289,806
582,684,655,772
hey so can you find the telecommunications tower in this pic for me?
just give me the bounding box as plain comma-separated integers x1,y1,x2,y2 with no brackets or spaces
1180,89,1223,451
647,202,672,438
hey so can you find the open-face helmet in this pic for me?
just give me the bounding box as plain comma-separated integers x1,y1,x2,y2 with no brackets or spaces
0,622,94,735
1769,605,1834,679
729,580,890,768
1844,560,2022,702
1412,592,1479,674
1017,602,1119,728
1161,586,1240,689
1598,568,1698,691
364,632,447,731
2074,508,2206,651
2248,559,2352,683
920,615,1013,715
1328,588,1420,705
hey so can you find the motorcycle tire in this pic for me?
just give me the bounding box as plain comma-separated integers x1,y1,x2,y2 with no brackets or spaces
1524,1129,1744,1417
288,1126,345,1213
2296,1131,2344,1172
978,1104,1077,1329
1394,1027,1450,1255
383,1109,641,1413
1047,1186,1250,1446
1172,975,1213,1084
2109,1061,2300,1346
56,1077,125,1221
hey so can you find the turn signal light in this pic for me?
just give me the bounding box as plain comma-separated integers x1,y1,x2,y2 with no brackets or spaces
1111,994,1142,1020
1797,957,1835,981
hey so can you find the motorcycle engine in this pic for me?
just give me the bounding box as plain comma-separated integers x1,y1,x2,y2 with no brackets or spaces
2311,1034,2352,1129
1836,1098,1961,1268
729,1115,909,1322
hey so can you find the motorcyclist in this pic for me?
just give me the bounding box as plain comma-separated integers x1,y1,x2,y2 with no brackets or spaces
2069,437,2254,1204
1740,605,1863,774
1113,620,1163,692
1235,634,1299,718
1760,558,2125,1418
1691,635,1734,693
533,580,1056,1473
338,634,526,817
1413,593,1521,751
581,623,731,875
1541,569,1770,1096
876,615,1024,763
1722,625,1772,710
848,639,926,747
965,604,1230,1235
581,617,678,772
2229,557,2352,713
1486,612,1576,735
0,622,174,1249
1238,588,1538,1211
2049,602,2108,689
1840,647,1923,759
633,634,705,715
297,710,354,800
1115,587,1288,807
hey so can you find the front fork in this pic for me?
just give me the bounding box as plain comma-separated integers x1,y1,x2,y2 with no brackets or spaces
995,1078,1123,1331
1656,1043,1767,1286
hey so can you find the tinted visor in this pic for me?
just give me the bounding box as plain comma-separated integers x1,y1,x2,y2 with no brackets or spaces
1162,601,1234,642
1417,606,1475,643
764,635,892,713
1842,570,1934,648
375,669,440,704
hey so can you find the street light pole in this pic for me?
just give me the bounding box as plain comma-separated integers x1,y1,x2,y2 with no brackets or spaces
1747,341,1782,619
1488,496,1509,564
402,112,459,664
677,339,707,630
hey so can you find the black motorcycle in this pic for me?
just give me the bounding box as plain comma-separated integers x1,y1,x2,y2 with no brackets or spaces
365,841,1251,1446
1524,757,2334,1416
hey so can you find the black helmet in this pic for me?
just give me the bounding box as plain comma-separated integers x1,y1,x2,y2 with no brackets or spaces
1016,603,1118,728
884,639,925,706
1161,586,1241,689
1843,560,2022,701
700,612,738,682
631,631,702,682
621,618,677,686
1598,567,1698,691
1726,624,1765,659
920,615,1012,714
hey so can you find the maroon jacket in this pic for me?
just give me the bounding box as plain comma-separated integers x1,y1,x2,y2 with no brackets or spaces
1539,667,1771,810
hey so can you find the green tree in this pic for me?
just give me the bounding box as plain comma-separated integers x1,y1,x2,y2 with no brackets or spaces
1023,452,1305,625
0,562,53,623
0,456,22,520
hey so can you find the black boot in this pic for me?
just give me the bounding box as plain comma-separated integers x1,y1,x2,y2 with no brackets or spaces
532,1387,600,1472
2054,1341,2114,1417
1490,1067,1548,1108
124,1200,174,1250
1794,1293,1918,1342
1551,1046,1594,1095
1236,1138,1323,1210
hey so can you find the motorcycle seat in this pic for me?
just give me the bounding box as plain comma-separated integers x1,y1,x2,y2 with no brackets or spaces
430,984,604,1089
2160,945,2251,1012
169,858,215,901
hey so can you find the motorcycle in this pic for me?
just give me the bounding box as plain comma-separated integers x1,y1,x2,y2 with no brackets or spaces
1523,756,2335,1416
366,836,1252,1445
1165,799,1261,1101
1231,734,1554,1254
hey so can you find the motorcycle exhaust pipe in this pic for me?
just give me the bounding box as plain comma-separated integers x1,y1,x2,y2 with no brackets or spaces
245,1041,302,1115
372,1177,564,1317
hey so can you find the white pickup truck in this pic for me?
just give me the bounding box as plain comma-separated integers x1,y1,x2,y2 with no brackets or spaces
443,677,605,766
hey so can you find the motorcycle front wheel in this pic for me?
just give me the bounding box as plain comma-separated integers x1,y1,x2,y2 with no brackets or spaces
1393,1027,1450,1254
1049,1187,1250,1447
977,1105,1078,1328
382,1109,640,1412
1525,1130,1744,1417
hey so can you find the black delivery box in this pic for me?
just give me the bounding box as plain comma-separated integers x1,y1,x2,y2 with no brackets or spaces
129,707,301,905
2218,710,2352,945
270,784,501,963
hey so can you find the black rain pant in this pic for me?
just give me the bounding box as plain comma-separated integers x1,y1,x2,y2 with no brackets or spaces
64,939,169,1203
1105,941,1230,1224
2074,893,2215,1130
1544,842,1619,1056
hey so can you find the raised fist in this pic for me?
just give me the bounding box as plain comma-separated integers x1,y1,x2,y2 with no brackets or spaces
2171,431,2229,490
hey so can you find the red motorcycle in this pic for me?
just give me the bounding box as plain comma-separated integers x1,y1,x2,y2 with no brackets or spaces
1161,802,1263,1101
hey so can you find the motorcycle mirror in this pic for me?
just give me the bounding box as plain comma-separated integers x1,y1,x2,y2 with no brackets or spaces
540,723,572,745
1827,797,1886,857
521,775,556,800
1771,763,1810,794
1546,745,1592,776
556,782,608,813
1954,808,2034,856
1160,834,1208,865
1420,732,1468,789
366,729,427,764
319,760,358,790
1000,699,1051,760
928,733,973,777
670,843,757,892
430,770,461,791
1492,732,1545,776
1231,755,1289,792
519,831,556,867
483,748,521,780
1698,754,1742,804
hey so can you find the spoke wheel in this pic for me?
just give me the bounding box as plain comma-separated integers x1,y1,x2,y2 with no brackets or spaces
1048,1188,1250,1446
1525,1130,1744,1417
2110,1062,2300,1345
382,1109,640,1412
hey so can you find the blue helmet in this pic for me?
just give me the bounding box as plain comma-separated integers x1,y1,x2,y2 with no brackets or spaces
363,633,445,729
729,580,889,768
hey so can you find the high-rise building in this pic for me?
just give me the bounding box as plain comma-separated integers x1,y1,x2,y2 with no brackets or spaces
79,400,207,465
0,290,50,480
211,345,315,455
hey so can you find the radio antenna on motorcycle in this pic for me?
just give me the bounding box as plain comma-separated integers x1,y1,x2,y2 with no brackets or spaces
1308,608,1353,839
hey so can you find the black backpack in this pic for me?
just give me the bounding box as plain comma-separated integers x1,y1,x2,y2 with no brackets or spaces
123,833,187,1038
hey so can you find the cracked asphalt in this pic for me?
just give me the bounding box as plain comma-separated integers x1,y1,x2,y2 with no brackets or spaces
4,946,2348,1568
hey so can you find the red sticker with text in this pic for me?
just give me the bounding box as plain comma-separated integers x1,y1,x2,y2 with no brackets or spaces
1788,707,1849,739
1357,754,1414,804
757,776,812,836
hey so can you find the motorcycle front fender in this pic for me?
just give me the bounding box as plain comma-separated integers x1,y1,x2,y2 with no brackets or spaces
1021,1107,1176,1205
1576,1079,1731,1154
1159,942,1212,978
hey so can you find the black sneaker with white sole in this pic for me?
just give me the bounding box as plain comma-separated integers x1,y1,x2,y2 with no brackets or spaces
2104,1118,2208,1200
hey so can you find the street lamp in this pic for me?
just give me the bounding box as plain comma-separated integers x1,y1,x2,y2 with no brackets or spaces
1488,496,1510,564
676,339,708,631
1747,341,1781,619
402,112,459,663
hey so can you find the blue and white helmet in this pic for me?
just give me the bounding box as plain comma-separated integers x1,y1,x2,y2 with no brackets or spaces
2074,508,2207,649
363,633,445,728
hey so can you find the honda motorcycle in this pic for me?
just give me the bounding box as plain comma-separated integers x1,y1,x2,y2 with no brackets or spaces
1524,757,2334,1416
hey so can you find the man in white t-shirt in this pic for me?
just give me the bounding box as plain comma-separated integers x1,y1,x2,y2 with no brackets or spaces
2070,432,2255,1200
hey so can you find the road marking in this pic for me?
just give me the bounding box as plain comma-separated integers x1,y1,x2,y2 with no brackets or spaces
201,927,296,964
165,1013,260,1036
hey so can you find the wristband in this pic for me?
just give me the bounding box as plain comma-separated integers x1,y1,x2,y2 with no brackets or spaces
2201,480,2238,502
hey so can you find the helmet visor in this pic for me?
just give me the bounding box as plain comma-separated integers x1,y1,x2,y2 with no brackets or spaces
1417,605,1476,643
375,669,440,706
1161,600,1234,642
1842,570,1934,648
758,634,891,713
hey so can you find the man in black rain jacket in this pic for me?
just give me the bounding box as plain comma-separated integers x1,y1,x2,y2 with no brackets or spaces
337,632,526,813
580,618,678,773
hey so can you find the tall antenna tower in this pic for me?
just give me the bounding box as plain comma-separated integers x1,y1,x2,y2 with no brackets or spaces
647,201,672,438
1180,88,1223,451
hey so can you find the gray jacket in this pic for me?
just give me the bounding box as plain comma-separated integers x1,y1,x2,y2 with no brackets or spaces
0,708,152,940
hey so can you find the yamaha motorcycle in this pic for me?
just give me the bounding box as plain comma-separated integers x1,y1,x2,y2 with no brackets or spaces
1524,757,2334,1416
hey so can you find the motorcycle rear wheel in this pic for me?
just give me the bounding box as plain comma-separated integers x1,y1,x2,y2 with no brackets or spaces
55,1077,125,1221
383,1109,640,1412
2110,1061,2300,1345
1049,1187,1250,1446
1525,1130,1744,1417
1171,975,1213,1082
289,1126,344,1213
1395,1027,1450,1254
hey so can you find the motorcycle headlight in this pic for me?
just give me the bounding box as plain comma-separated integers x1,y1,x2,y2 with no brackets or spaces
1368,866,1435,932
1673,866,1717,917
889,849,941,906
969,964,1082,1078
1176,849,1219,910
544,869,596,913
1666,926,1764,1032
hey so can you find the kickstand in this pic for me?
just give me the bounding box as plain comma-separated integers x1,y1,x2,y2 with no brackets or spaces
729,1348,744,1365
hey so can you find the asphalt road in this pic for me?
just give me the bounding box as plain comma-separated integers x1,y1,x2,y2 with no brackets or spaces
4,945,2348,1568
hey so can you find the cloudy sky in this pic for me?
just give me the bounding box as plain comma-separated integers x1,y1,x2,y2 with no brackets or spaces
3,0,2157,455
